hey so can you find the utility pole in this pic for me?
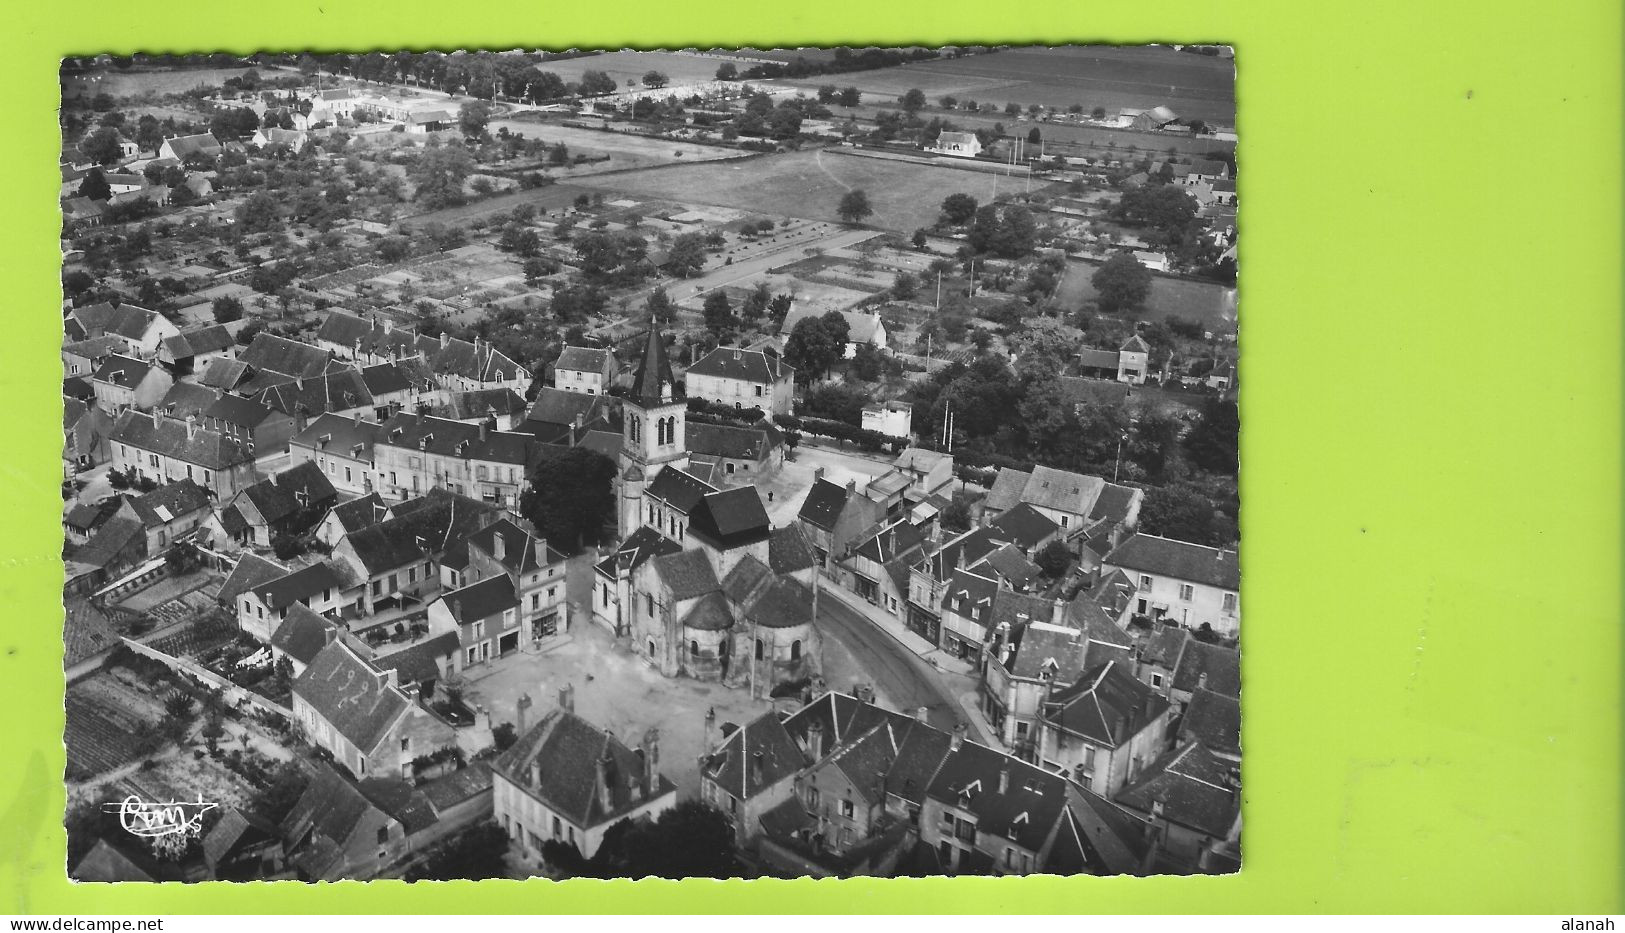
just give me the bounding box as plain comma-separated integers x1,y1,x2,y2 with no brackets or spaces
935,270,942,310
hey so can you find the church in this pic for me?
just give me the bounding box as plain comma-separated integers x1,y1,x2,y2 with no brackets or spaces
592,322,822,695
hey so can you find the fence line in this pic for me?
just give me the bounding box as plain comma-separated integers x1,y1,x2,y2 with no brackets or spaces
120,637,293,720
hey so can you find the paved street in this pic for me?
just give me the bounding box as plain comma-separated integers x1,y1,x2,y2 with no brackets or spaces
814,586,972,734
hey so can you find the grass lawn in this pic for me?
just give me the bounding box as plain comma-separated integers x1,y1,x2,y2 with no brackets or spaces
783,45,1236,124
1059,258,1237,334
571,148,1010,232
63,66,254,101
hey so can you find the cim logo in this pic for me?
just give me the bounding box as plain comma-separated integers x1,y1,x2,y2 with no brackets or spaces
103,794,218,840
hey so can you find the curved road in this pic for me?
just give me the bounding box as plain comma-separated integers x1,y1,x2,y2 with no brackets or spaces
816,590,971,734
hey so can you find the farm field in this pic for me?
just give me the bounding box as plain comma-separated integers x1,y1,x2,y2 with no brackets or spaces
1057,258,1237,334
571,148,1015,232
529,50,724,89
486,119,747,172
784,46,1236,124
63,66,254,101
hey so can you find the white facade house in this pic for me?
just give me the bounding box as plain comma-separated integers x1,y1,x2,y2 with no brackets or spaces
1101,533,1239,637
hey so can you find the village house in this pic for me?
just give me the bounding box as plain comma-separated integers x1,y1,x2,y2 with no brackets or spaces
205,460,339,551
861,447,955,520
62,335,124,380
157,133,224,164
861,400,913,439
1032,661,1172,797
1176,687,1240,762
360,360,442,420
65,302,180,357
981,599,1088,752
1074,335,1152,385
157,324,237,377
1101,533,1239,637
523,388,612,445
252,369,377,425
200,393,296,459
267,603,345,677
778,305,888,359
591,526,682,636
314,310,531,393
313,493,393,549
119,479,214,555
109,409,259,500
550,345,616,396
797,472,886,574
372,411,541,508
435,388,528,431
928,131,984,158
683,345,795,415
492,696,678,863
91,354,174,413
290,640,459,780
428,518,569,669
984,464,1143,540
64,397,114,475
1135,624,1241,709
1114,740,1241,873
236,560,352,643
835,517,930,619
685,420,785,482
289,413,384,496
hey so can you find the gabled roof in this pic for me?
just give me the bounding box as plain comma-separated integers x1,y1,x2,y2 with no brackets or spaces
110,410,254,470
323,493,391,535
796,477,849,533
493,708,676,830
163,133,223,158
219,553,290,607
525,387,609,430
701,710,806,801
651,548,720,600
203,392,277,431
595,524,683,578
439,388,526,422
720,554,774,604
925,736,1073,853
768,523,818,575
1025,465,1105,516
92,354,154,390
201,806,279,868
373,631,460,687
251,561,344,611
1115,741,1239,838
464,517,565,575
292,642,412,755
1120,334,1151,353
64,598,120,670
280,764,381,877
645,466,717,514
164,325,235,359
290,412,383,457
989,502,1060,549
554,345,611,373
237,333,335,380
239,460,338,526
1003,617,1087,681
73,516,144,570
940,568,1000,629
1172,639,1240,698
378,412,537,466
1104,533,1239,590
1178,687,1240,758
158,382,222,419
126,479,212,527
686,421,779,461
254,368,374,418
1044,661,1170,749
199,358,252,391
687,487,771,552
438,574,520,624
341,488,498,575
685,346,791,384
269,603,340,666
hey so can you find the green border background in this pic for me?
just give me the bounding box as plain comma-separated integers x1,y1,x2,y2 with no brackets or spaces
2,0,1620,913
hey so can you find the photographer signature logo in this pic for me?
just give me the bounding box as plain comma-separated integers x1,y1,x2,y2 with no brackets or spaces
102,794,218,840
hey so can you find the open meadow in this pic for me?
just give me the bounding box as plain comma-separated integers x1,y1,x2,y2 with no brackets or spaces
62,66,254,101
1056,258,1237,334
785,46,1236,124
487,118,747,172
530,50,724,88
571,147,1013,232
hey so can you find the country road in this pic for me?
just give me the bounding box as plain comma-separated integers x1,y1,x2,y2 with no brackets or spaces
815,589,972,734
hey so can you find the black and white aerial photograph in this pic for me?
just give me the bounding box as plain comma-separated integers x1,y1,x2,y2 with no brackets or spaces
59,44,1239,882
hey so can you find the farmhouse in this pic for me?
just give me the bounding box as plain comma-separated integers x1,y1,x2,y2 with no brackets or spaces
928,131,984,158
684,346,795,415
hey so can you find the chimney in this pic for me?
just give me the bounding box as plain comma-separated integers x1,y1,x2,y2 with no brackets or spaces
440,332,450,350
185,414,198,439
950,724,966,752
478,420,489,442
516,693,532,734
854,683,875,705
807,719,825,760
703,706,716,751
813,467,825,484
558,683,574,713
1051,596,1067,627
915,706,929,722
353,410,363,426
383,318,393,334
748,751,764,789
640,728,659,796
1198,672,1208,690
493,531,506,562
151,409,161,429
267,471,278,487
595,743,616,813
998,763,1010,794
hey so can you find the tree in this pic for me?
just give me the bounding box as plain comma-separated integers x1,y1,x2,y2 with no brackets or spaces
519,447,616,551
405,821,511,881
641,70,669,89
578,802,739,879
409,143,475,210
1092,106,1108,119
1027,126,1042,144
1140,481,1235,547
899,88,926,113
646,288,674,325
892,271,919,301
911,228,929,249
135,115,164,155
714,62,739,81
940,193,978,225
782,316,840,382
941,490,974,532
836,189,873,224
458,99,493,138
1184,398,1240,476
967,203,1037,258
1091,253,1153,313
492,722,518,751
1034,539,1072,578
939,94,958,109
836,86,861,107
702,290,736,339
80,127,124,166
578,69,617,96
77,168,112,202
210,296,244,324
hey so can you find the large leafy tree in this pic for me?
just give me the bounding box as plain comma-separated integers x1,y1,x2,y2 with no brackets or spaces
458,99,493,138
783,316,840,383
701,290,737,340
405,821,510,881
967,203,1037,258
665,231,708,277
1091,253,1153,313
836,189,873,224
940,193,978,225
571,802,740,879
79,126,124,166
519,447,617,552
1184,398,1240,475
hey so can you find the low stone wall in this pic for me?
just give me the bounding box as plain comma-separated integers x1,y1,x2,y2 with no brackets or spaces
120,637,292,720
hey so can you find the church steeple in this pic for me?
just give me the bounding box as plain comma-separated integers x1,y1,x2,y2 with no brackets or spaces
629,318,681,406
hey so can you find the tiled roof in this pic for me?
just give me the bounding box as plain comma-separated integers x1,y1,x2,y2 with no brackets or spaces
685,346,791,384
92,354,153,390
199,358,252,391
439,388,526,422
1104,533,1238,590
1115,741,1239,838
269,603,340,666
680,590,734,631
701,711,806,801
237,333,335,380
1172,639,1240,698
159,382,222,419
290,412,383,457
686,421,778,461
126,480,212,528
203,392,276,431
688,487,771,551
163,134,223,158
324,493,391,534
988,503,1060,549
292,642,412,754
342,489,497,575
645,466,717,514
373,631,459,687
554,345,610,373
768,524,818,575
111,409,254,471
240,461,337,526
525,387,608,430
651,549,720,600
219,553,289,608
254,368,374,418
493,708,675,830
740,576,815,629
595,524,682,578
1044,661,1169,749
252,561,344,611
165,325,235,359
940,568,1000,629
1025,465,1105,516
796,477,848,533
1005,618,1087,681
1177,687,1240,758
440,574,520,624
378,412,538,466
627,323,679,405
64,598,120,669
